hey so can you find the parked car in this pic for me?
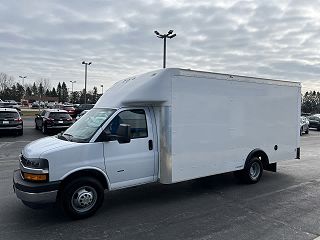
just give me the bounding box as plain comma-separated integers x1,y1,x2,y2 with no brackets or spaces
35,109,73,134
74,104,94,115
300,116,309,135
63,105,77,118
0,108,23,135
75,109,89,121
47,102,56,109
307,114,320,130
31,102,40,109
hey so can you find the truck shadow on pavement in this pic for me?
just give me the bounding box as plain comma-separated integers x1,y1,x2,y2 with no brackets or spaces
9,170,296,224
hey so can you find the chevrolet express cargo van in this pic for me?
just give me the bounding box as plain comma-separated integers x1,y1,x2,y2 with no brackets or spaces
13,68,301,219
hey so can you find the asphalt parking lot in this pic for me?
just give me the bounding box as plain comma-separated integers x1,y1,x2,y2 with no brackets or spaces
1,118,320,240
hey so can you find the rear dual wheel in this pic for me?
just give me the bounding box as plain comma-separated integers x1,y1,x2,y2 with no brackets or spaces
234,157,263,184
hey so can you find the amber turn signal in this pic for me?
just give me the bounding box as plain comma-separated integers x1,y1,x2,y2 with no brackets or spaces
22,172,48,181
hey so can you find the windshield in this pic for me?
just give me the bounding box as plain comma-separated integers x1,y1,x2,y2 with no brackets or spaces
0,112,19,119
60,108,115,142
49,113,71,119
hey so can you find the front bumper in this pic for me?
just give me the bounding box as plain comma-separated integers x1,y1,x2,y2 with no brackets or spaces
13,170,60,204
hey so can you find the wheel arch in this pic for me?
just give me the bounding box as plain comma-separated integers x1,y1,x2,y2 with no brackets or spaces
60,167,110,191
246,149,269,169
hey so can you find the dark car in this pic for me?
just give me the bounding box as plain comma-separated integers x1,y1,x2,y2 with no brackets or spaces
307,114,320,130
74,104,94,115
63,105,77,118
0,108,23,135
31,102,40,109
35,109,73,134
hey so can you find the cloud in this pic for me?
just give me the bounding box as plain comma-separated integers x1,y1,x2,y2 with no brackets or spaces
0,0,319,93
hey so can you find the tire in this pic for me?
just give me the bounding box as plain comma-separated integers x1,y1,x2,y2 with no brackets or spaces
35,121,38,130
300,128,303,136
305,128,309,134
59,177,104,219
42,124,47,134
17,129,23,136
234,157,263,184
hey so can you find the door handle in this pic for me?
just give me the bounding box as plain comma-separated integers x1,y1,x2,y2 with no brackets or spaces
148,140,153,151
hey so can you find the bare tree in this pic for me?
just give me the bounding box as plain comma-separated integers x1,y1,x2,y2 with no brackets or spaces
37,78,51,91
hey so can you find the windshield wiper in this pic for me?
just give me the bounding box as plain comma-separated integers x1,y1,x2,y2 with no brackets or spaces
63,133,74,142
57,133,68,141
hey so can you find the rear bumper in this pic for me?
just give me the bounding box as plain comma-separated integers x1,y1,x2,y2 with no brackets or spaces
0,125,22,130
47,125,71,129
13,170,60,204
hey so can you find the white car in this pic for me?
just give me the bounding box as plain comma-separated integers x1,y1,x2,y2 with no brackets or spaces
300,116,309,135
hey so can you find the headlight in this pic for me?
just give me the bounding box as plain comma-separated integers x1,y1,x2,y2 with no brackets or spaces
20,155,49,182
20,155,48,170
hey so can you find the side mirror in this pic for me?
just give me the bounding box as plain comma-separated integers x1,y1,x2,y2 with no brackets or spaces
116,124,131,144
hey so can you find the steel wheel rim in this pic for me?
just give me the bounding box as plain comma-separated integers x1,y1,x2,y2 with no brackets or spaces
71,186,97,213
249,162,260,180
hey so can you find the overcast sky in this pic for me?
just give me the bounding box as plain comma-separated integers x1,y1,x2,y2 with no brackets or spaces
0,0,320,92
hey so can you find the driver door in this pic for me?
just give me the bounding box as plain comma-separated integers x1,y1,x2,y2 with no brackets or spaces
103,108,156,189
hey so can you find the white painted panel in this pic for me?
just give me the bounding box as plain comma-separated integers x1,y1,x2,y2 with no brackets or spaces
171,75,300,182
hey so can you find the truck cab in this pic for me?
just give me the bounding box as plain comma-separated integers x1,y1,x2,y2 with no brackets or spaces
14,106,158,219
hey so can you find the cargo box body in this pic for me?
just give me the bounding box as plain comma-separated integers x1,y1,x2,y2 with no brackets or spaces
96,68,301,184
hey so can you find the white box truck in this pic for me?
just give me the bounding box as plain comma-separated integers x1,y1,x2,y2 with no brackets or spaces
13,68,301,219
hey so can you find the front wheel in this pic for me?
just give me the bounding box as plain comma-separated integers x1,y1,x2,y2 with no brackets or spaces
59,177,104,219
234,157,263,184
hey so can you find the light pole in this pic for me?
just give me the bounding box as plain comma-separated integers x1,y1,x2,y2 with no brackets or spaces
19,76,27,86
101,84,104,95
70,81,76,103
82,61,92,104
19,76,27,99
154,30,176,68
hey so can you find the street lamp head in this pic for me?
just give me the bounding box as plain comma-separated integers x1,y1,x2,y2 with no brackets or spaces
168,30,173,34
88,62,92,65
154,30,160,35
168,33,176,39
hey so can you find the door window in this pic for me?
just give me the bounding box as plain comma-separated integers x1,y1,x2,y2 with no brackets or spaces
106,109,148,139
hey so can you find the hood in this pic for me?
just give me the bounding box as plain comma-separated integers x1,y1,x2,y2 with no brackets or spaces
22,136,76,159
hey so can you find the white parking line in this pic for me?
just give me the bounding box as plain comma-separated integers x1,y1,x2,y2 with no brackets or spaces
313,236,320,240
